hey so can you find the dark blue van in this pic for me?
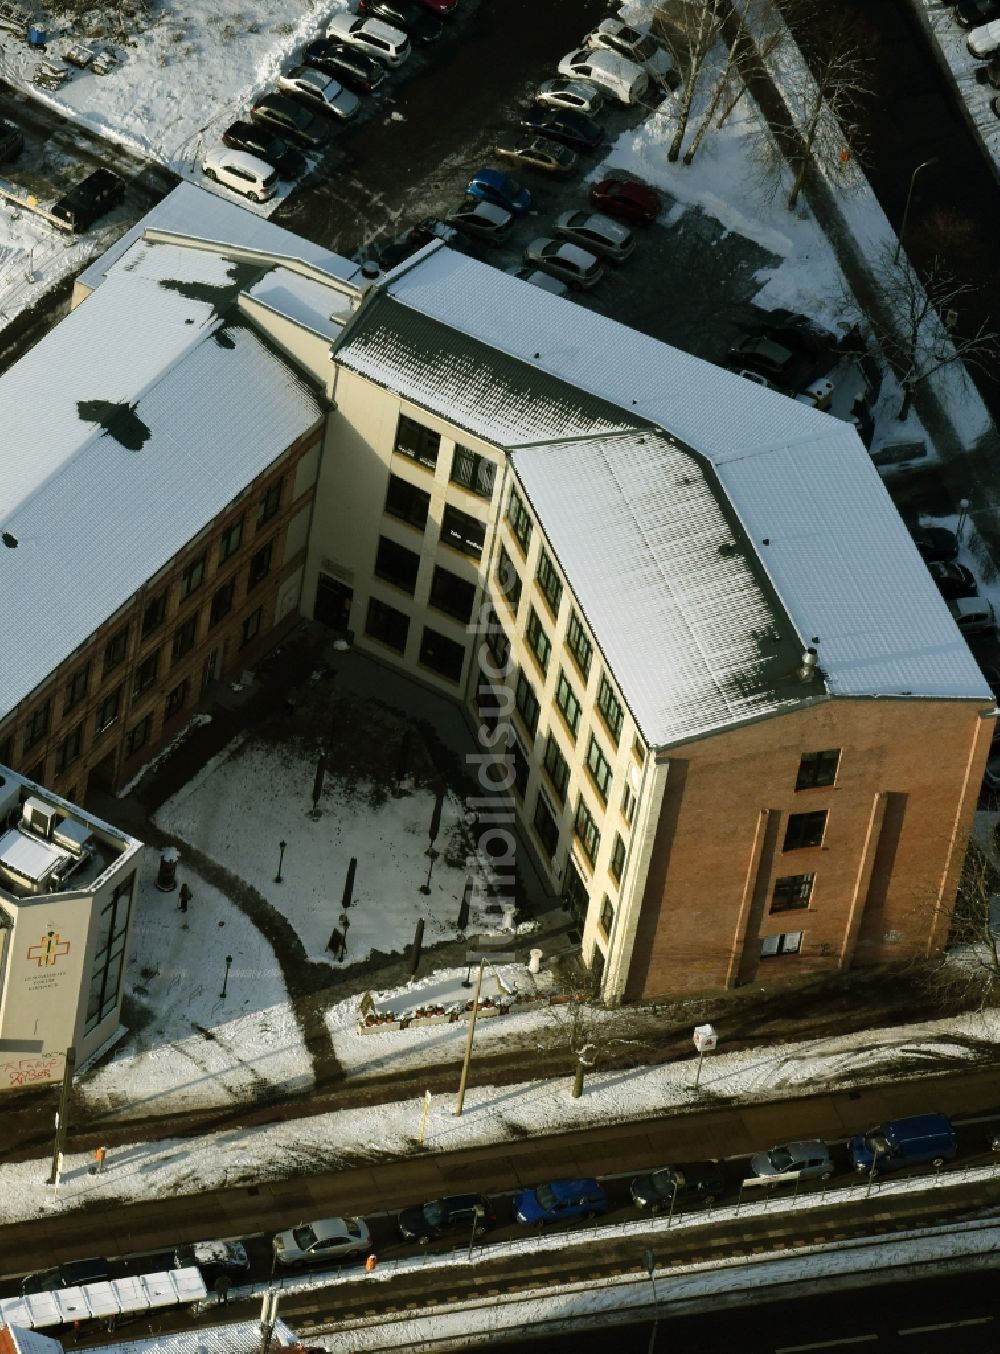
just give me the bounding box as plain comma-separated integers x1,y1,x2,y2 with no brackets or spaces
849,1113,957,1175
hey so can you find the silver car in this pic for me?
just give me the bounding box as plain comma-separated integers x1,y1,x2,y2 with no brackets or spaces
446,199,513,245
534,78,604,116
554,210,636,262
272,1216,370,1265
750,1140,833,1181
523,238,604,289
277,66,360,120
506,265,569,297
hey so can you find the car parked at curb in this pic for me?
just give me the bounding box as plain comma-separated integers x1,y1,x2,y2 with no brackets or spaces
554,209,636,261
505,265,569,296
535,78,604,116
928,560,977,600
849,1114,957,1175
584,17,677,85
630,1162,725,1212
750,1140,833,1182
558,46,650,105
589,175,661,225
174,1240,250,1287
202,147,278,202
51,168,125,232
277,65,360,119
22,1258,110,1297
357,0,442,44
494,133,579,177
327,13,411,66
519,105,603,152
466,167,533,214
250,93,328,148
524,237,604,288
397,1194,494,1242
272,1217,370,1265
446,198,513,244
301,39,388,93
222,121,304,178
515,1178,608,1226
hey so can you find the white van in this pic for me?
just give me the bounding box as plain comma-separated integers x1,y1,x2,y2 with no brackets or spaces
968,18,1000,58
558,47,649,106
202,147,277,203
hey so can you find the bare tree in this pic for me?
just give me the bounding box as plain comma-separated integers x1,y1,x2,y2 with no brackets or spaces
922,838,1000,1011
653,0,728,163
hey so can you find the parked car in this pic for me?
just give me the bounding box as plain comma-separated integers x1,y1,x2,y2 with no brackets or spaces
22,1258,110,1297
909,523,959,563
554,210,635,261
397,1193,494,1242
795,376,835,411
928,560,977,600
174,1240,250,1287
466,167,533,214
357,0,442,44
584,17,677,85
956,0,1000,28
202,147,278,202
0,116,23,160
272,1217,370,1265
980,664,1000,700
524,237,604,288
370,216,446,269
967,17,1000,56
590,176,661,226
301,39,387,93
949,595,996,635
250,94,328,148
277,66,360,120
51,168,125,232
222,121,304,178
416,0,456,13
750,1140,833,1182
725,335,796,385
849,1114,957,1175
975,53,1000,85
494,133,579,177
630,1162,725,1212
326,13,411,66
519,105,603,152
992,92,1000,117
445,198,513,244
535,78,604,116
515,1178,608,1226
983,731,1000,791
558,46,650,105
505,265,569,296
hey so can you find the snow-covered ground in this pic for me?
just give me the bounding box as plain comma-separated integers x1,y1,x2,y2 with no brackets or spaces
917,0,1000,177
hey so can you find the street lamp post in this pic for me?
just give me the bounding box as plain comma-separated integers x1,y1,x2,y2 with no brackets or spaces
274,840,287,884
643,1248,658,1354
894,157,939,264
467,1204,485,1262
957,498,971,539
220,954,233,999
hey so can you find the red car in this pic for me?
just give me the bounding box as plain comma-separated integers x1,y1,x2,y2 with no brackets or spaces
417,0,456,12
589,177,662,227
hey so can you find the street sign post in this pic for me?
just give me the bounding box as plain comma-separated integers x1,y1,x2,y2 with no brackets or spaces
692,1023,718,1091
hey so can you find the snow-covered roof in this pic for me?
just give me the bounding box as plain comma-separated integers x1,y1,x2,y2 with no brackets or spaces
246,265,354,336
0,235,322,719
0,1325,64,1354
85,1319,299,1354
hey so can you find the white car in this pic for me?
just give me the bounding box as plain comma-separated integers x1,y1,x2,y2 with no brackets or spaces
534,78,604,116
327,13,411,66
968,17,1000,56
558,47,649,105
273,1217,371,1266
277,66,360,119
506,265,570,297
554,210,636,262
523,238,604,289
585,18,677,85
202,147,277,202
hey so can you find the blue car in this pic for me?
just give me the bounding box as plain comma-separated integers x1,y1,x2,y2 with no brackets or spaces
466,167,533,216
519,106,603,153
515,1177,608,1226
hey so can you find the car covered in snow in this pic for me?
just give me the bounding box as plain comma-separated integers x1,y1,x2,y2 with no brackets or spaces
584,17,677,85
326,13,411,67
534,78,604,116
524,237,604,288
554,210,635,261
277,65,360,120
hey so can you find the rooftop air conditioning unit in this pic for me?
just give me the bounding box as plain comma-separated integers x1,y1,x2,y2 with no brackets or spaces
21,796,56,840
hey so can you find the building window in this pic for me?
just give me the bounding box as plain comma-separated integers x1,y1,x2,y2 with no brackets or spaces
210,580,235,627
511,736,530,800
450,446,495,499
633,734,646,765
165,678,189,720
172,614,198,664
104,626,129,675
610,832,626,884
555,670,582,740
485,609,510,671
496,544,522,616
574,795,601,867
526,607,552,676
536,548,563,618
180,553,206,600
586,733,613,804
599,895,614,937
419,626,465,683
23,702,50,753
761,931,803,959
440,504,487,560
375,535,420,594
140,592,167,640
533,792,560,859
241,607,262,648
219,517,244,564
95,688,120,736
507,485,533,554
783,811,827,852
54,725,82,774
258,478,283,525
394,414,440,470
385,473,430,530
133,649,159,698
85,873,134,1034
366,596,410,653
429,565,476,624
622,780,637,827
125,714,152,756
771,873,815,913
248,541,273,590
596,673,624,746
796,749,841,790
566,610,592,682
0,734,12,767
515,669,540,739
543,732,570,804
64,665,90,715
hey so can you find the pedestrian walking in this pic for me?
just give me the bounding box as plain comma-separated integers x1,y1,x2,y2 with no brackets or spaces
94,1145,107,1174
214,1273,231,1305
327,926,344,960
364,1253,377,1274
178,882,192,913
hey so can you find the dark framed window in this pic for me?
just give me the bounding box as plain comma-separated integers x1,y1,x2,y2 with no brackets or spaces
375,535,420,594
85,873,134,1033
248,541,273,589
180,553,206,600
599,895,614,936
219,516,244,564
429,565,476,624
165,678,189,720
555,670,582,740
394,414,440,470
258,478,283,525
771,873,815,913
633,734,646,765
23,702,50,753
543,732,570,804
533,792,560,859
796,749,841,790
526,607,551,676
586,733,613,804
385,473,430,530
54,725,82,774
566,610,592,682
496,544,522,616
64,664,90,715
783,810,827,852
210,580,235,627
241,607,262,648
485,609,510,670
761,931,803,959
536,548,563,617
104,626,129,675
366,596,410,654
440,504,486,560
95,687,120,736
564,861,588,925
133,649,159,698
574,795,601,867
511,736,530,800
507,485,532,554
450,446,496,499
419,626,465,683
622,780,637,827
610,832,626,884
0,734,12,767
515,669,540,739
140,591,167,640
125,714,152,756
596,673,624,746
172,614,198,663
